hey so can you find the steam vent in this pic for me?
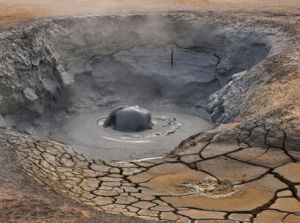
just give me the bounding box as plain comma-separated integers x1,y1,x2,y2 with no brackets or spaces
0,0,299,222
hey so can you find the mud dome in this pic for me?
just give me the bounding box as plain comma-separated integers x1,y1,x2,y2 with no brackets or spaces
0,14,274,161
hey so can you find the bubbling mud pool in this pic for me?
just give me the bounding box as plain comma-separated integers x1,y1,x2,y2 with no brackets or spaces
0,13,274,161
48,109,212,161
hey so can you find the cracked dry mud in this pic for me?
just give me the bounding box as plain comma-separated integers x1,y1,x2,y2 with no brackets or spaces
1,114,300,222
0,1,300,223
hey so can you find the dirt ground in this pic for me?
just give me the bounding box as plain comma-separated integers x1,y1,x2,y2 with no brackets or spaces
0,0,299,25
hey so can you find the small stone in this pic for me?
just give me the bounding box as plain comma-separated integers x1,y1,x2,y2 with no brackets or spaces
82,201,95,206
296,185,300,199
93,196,114,206
122,167,144,176
228,213,252,221
123,212,137,217
47,147,62,156
270,197,300,212
277,190,293,197
138,209,159,217
108,174,123,178
153,199,168,205
104,210,120,215
71,187,84,194
254,210,286,223
133,161,156,168
127,206,139,213
107,162,137,168
180,154,201,163
289,151,300,161
115,196,138,204
83,169,105,178
122,182,136,187
285,214,300,223
70,176,81,183
76,154,87,161
93,190,119,196
151,205,174,212
102,182,121,187
41,152,56,163
61,157,74,167
98,186,113,191
201,142,239,158
132,201,156,209
160,212,180,221
121,186,138,192
40,160,51,169
176,217,192,223
63,181,75,189
101,204,126,212
57,167,72,173
141,158,165,164
178,209,225,220
81,192,95,199
53,143,64,152
273,163,300,183
109,168,121,173
131,193,155,201
63,146,76,156
112,187,124,193
80,178,99,191
163,157,178,162
139,216,158,220
195,220,235,223
98,176,123,182
90,164,110,172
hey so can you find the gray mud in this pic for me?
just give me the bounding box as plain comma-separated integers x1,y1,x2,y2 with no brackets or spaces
0,13,279,161
48,110,212,161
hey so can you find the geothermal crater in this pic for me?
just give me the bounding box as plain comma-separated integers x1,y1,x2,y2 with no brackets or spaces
1,9,299,223
0,14,274,161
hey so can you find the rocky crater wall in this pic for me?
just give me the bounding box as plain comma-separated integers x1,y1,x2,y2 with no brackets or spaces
0,13,286,133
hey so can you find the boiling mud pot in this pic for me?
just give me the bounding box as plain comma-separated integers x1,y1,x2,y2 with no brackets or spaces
49,109,212,161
